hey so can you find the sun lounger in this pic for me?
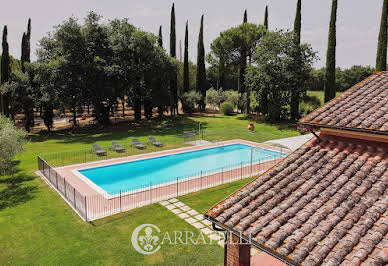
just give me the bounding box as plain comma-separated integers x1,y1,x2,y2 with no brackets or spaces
112,142,126,152
149,136,163,147
132,139,146,149
92,144,107,156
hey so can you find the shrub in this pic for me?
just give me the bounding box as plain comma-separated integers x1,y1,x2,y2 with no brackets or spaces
206,88,228,109
0,115,26,175
181,91,201,114
220,102,234,116
299,95,321,116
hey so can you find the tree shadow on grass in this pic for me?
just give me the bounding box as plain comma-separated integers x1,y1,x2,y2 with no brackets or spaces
0,164,37,211
28,115,209,145
236,115,297,131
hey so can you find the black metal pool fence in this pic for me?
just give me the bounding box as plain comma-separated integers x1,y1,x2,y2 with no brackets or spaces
37,131,291,221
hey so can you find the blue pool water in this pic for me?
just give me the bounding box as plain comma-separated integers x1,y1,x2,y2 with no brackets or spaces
79,144,284,195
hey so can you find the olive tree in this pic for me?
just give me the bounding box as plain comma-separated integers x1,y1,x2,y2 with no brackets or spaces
0,115,25,175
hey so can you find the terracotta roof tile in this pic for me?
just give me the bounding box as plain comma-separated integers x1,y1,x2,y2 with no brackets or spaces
299,72,388,134
206,134,388,265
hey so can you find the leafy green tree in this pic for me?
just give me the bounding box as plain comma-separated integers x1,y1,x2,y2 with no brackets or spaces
37,17,86,126
0,115,25,176
337,65,375,91
376,0,388,71
170,3,178,115
33,61,58,131
224,90,239,108
205,88,218,109
1,26,10,116
246,30,316,122
83,12,116,125
264,6,268,29
307,68,326,91
205,88,227,109
324,0,338,103
183,21,189,93
196,15,206,109
109,18,174,120
209,23,266,113
206,54,238,90
181,90,201,114
2,69,35,132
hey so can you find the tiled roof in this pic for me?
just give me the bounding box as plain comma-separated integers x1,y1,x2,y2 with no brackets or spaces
299,72,388,134
206,134,388,265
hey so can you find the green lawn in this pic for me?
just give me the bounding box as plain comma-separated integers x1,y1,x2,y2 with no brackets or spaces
179,178,252,214
0,114,299,265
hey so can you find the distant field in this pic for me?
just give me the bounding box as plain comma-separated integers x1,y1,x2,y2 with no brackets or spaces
307,91,342,106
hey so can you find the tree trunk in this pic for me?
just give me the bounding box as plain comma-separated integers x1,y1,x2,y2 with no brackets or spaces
73,107,77,127
134,83,142,121
246,88,250,114
24,109,30,132
290,91,300,121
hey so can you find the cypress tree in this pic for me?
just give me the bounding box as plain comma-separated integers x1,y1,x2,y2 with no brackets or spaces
1,26,10,116
21,33,27,72
239,10,247,112
259,6,269,115
26,18,31,63
170,4,176,58
157,25,164,117
324,0,338,103
294,0,302,44
183,21,189,93
196,15,206,109
290,0,302,120
21,19,31,72
158,25,163,48
170,3,178,115
376,0,388,71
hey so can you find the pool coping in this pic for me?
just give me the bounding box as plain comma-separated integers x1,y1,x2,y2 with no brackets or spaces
53,139,289,198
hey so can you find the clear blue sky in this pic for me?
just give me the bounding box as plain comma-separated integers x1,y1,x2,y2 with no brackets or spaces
0,0,382,68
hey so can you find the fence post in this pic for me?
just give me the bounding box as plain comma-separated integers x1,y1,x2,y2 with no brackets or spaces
74,188,76,208
64,179,67,197
176,177,178,197
240,162,243,180
222,168,224,184
56,172,58,189
84,149,86,163
150,182,152,204
84,196,88,222
120,190,122,213
200,171,203,190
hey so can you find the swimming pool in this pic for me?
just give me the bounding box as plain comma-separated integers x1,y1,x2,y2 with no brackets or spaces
78,144,284,195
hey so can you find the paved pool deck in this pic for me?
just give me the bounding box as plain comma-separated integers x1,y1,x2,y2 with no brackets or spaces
264,133,313,151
